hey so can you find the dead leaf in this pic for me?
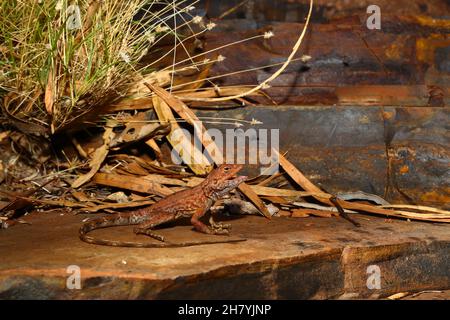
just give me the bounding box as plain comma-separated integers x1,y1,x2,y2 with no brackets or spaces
72,127,113,188
71,191,91,202
109,97,154,112
44,69,54,115
147,83,222,166
106,191,129,203
152,94,210,174
93,172,173,197
0,131,10,143
237,183,272,219
142,174,187,186
109,112,170,150
291,209,310,218
145,138,163,161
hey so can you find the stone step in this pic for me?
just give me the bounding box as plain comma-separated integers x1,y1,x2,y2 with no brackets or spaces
0,211,448,299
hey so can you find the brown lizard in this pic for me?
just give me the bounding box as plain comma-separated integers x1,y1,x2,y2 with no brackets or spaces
79,164,247,247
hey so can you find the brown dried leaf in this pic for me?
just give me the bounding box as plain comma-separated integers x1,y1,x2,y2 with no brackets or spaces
291,208,336,218
237,183,272,219
260,196,290,204
290,209,310,218
110,113,169,150
148,83,222,166
250,185,328,198
119,161,150,176
145,138,163,161
0,131,10,143
173,61,213,91
152,94,210,175
93,173,173,197
177,86,262,100
109,97,154,112
71,191,91,202
277,210,293,217
71,127,113,188
44,69,54,115
142,174,187,186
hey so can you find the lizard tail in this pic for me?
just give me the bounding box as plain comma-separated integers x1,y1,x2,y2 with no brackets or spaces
79,213,150,247
79,214,246,248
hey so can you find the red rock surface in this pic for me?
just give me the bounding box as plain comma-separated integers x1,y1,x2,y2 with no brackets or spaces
0,210,449,299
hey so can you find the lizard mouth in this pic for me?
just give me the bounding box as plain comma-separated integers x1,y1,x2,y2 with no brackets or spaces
231,175,247,184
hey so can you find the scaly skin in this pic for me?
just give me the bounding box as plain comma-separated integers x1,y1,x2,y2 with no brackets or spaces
79,164,247,247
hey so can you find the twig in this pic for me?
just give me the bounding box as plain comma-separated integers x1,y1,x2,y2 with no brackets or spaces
330,196,361,227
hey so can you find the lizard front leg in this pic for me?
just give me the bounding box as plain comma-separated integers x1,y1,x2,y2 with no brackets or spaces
191,207,229,236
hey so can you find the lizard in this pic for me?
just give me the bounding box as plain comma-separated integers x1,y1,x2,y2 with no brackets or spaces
79,164,248,247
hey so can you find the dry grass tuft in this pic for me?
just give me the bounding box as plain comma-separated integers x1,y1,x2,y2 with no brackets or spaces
0,0,202,133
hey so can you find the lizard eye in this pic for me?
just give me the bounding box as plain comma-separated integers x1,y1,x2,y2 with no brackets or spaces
223,166,231,172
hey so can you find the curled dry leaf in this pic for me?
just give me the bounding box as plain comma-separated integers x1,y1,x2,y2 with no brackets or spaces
106,191,129,203
337,191,390,206
109,110,170,150
71,127,114,188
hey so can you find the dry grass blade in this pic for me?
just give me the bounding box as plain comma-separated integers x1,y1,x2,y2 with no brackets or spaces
176,86,262,101
381,204,450,215
177,0,314,102
250,185,328,198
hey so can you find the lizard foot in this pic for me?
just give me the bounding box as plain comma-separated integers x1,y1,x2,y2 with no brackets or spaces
134,228,165,242
209,217,232,231
209,227,230,236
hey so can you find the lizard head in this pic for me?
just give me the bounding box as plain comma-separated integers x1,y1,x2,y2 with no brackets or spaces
203,164,247,199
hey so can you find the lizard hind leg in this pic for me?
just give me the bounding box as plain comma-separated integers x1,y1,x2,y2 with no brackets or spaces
133,214,175,242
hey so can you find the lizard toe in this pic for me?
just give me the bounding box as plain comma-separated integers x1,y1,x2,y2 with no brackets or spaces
212,228,230,236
